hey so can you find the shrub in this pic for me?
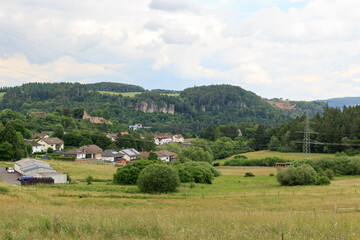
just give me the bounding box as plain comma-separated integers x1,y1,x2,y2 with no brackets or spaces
234,155,248,160
316,176,331,185
346,157,360,175
276,164,318,186
244,172,255,177
269,173,274,177
46,148,54,154
148,152,158,160
137,164,180,193
0,186,10,194
213,163,220,167
323,169,335,180
66,174,72,183
224,157,286,167
175,161,220,184
86,175,94,185
113,160,162,185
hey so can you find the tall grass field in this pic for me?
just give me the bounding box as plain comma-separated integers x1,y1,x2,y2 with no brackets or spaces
1,155,360,239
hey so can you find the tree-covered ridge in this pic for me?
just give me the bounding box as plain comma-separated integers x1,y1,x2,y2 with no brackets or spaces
85,82,145,92
0,82,327,133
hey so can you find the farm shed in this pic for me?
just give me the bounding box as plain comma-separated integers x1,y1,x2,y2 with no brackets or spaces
15,158,50,174
36,172,67,184
21,165,56,176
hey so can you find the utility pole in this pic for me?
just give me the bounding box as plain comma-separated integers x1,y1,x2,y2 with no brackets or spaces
303,112,311,160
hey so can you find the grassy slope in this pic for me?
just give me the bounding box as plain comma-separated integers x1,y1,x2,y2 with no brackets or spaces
1,160,360,239
214,150,335,165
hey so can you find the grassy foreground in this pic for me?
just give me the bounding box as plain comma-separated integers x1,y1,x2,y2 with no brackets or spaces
1,160,360,239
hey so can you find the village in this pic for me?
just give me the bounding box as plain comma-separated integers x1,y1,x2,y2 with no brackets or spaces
2,112,190,185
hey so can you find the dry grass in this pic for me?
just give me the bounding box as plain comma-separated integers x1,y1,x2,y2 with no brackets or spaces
1,164,360,239
217,166,276,175
44,160,117,181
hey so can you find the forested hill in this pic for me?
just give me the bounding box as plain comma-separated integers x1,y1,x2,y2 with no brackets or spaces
85,82,145,92
0,82,325,133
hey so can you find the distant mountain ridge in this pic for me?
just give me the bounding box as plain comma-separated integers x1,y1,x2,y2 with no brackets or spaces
316,97,360,109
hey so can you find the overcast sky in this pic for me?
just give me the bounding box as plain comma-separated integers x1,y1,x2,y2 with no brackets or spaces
0,0,360,100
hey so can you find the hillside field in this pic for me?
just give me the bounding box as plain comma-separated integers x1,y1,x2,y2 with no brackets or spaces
1,159,360,239
214,150,335,165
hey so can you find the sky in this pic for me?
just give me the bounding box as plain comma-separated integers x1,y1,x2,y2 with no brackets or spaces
0,0,360,100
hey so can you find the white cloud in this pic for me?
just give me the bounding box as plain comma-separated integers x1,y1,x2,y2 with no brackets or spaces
0,0,360,100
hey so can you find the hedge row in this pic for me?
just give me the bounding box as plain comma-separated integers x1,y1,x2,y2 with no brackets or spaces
223,157,288,167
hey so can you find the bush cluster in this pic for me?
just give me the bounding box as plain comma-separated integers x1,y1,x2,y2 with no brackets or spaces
176,162,221,184
113,160,161,185
244,172,254,177
224,157,286,167
137,164,180,193
276,164,318,186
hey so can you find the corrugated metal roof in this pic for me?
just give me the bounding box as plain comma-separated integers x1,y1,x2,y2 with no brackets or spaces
122,148,140,157
15,158,50,168
21,165,55,173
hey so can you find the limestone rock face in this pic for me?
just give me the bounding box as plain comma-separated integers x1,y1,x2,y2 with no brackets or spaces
135,101,175,114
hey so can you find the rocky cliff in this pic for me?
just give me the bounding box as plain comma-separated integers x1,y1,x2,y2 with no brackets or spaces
135,101,175,114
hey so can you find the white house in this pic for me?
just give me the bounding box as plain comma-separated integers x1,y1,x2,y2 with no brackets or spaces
155,150,177,162
63,148,86,160
25,140,42,153
100,150,125,162
154,134,173,145
37,137,64,152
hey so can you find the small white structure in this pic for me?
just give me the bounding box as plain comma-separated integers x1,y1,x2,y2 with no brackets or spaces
154,134,173,145
25,141,42,153
36,172,67,184
129,123,142,131
155,150,177,162
63,148,86,160
101,150,124,162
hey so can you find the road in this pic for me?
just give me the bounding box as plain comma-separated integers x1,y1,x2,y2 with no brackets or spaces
0,166,21,185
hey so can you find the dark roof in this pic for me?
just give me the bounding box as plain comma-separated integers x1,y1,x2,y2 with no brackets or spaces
80,145,103,154
154,134,172,139
156,150,176,158
25,140,41,147
32,133,49,138
64,148,85,155
40,137,64,145
102,150,124,158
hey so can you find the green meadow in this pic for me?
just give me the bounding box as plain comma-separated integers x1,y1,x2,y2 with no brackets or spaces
1,156,360,239
214,150,335,165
